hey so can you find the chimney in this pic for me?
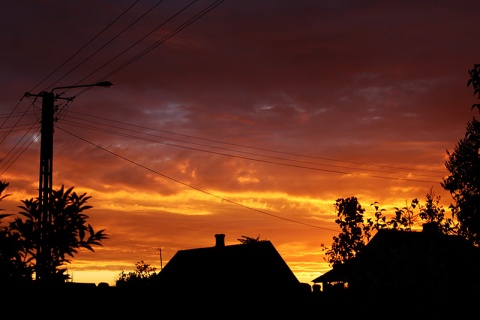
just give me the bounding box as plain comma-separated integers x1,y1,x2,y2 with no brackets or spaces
215,234,225,247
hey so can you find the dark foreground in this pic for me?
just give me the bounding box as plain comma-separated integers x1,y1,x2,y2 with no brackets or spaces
4,283,478,319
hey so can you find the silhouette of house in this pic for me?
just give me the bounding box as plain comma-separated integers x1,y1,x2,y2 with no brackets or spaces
312,223,480,314
155,234,305,305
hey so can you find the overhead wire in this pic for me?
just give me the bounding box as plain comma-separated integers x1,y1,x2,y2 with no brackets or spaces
1,0,227,177
0,0,145,179
58,119,443,184
59,111,447,181
29,0,143,93
0,98,30,145
1,0,169,178
49,0,165,92
55,107,446,231
97,0,225,84
0,96,41,175
0,128,40,176
56,125,340,233
70,0,213,99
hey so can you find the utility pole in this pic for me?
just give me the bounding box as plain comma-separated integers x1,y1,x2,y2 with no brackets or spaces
24,81,112,285
38,90,56,283
158,248,163,270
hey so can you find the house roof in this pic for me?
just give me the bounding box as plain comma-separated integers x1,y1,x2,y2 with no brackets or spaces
156,234,300,297
312,226,480,285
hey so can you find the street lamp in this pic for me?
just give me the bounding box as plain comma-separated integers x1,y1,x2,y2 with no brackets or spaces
24,81,113,284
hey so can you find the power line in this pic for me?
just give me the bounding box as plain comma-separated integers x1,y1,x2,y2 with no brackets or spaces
62,112,446,182
0,130,39,176
57,125,339,233
0,96,41,175
3,0,227,166
65,111,446,175
59,117,442,184
29,0,142,93
49,0,165,92
74,0,223,95
0,95,447,185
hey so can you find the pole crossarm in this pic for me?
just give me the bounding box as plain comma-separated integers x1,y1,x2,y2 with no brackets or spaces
24,91,73,101
52,81,113,91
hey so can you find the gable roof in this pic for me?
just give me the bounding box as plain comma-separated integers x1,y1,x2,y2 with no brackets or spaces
156,234,300,298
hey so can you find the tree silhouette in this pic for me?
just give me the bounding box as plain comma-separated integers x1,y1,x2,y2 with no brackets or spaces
468,64,480,111
0,181,33,285
442,117,480,246
321,197,372,267
441,64,480,246
418,188,458,234
115,260,157,288
238,235,264,244
1,185,108,285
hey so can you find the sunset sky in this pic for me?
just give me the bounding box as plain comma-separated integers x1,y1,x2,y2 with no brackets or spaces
1,0,480,286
